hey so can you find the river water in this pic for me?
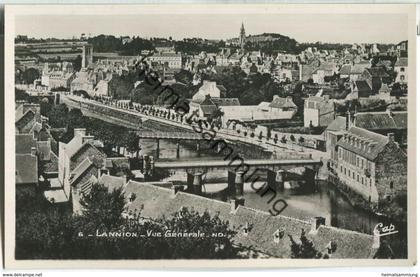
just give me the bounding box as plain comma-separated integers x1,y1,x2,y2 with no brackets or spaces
139,138,381,235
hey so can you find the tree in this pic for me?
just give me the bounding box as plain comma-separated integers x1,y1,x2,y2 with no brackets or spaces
73,55,83,72
289,229,325,259
274,134,279,144
22,68,40,84
79,183,126,232
258,131,263,140
281,136,287,144
67,109,85,129
208,107,224,127
298,136,305,145
15,89,30,102
174,70,194,85
48,104,69,128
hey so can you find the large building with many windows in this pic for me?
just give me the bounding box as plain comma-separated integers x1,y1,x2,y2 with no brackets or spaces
333,126,407,204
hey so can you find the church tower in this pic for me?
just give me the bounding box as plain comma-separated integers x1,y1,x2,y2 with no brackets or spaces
239,22,246,50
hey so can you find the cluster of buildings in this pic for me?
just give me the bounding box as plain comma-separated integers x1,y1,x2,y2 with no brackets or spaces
15,102,382,259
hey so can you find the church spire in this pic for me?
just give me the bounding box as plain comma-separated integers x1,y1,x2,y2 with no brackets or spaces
239,22,246,50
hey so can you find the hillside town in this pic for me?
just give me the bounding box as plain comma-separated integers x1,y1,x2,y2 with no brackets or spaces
14,22,408,259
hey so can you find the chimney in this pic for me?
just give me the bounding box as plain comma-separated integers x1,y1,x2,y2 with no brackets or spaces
230,198,245,213
387,133,395,143
74,128,87,138
30,147,37,157
310,216,326,234
345,111,351,130
235,171,245,199
82,135,95,144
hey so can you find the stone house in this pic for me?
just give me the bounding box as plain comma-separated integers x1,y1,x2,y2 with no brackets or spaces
334,126,407,204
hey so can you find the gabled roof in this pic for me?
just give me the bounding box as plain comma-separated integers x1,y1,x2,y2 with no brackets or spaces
355,80,372,97
326,116,347,132
200,105,218,115
394,57,408,67
16,154,38,185
350,63,369,75
15,110,35,131
43,151,59,174
365,67,389,78
354,111,407,130
337,126,390,161
16,134,36,154
269,96,297,109
339,64,351,75
98,174,126,192
70,157,95,186
36,140,51,161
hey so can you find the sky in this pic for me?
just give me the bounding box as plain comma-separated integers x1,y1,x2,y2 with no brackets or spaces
16,13,408,44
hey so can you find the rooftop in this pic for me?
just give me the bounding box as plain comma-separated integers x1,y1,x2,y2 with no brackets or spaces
337,126,390,161
121,180,375,259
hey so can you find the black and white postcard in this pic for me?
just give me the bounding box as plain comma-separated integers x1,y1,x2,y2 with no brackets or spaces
3,3,417,268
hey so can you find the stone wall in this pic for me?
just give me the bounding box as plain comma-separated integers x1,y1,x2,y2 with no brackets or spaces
375,142,407,201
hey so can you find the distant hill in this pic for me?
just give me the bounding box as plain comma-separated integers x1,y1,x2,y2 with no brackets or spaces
245,33,301,54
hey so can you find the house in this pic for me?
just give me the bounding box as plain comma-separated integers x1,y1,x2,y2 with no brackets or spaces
361,67,390,93
189,81,239,119
348,80,373,99
58,128,106,211
349,63,370,82
91,74,113,97
70,69,97,93
324,116,347,161
221,96,297,126
339,64,351,79
304,95,335,127
259,95,297,113
42,71,75,90
394,57,408,84
147,52,183,69
311,62,339,84
334,127,407,204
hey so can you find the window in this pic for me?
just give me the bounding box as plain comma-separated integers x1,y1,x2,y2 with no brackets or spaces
344,168,346,174
357,175,359,182
357,157,359,167
390,181,394,189
362,178,364,185
340,166,343,173
361,159,364,168
400,75,405,81
352,172,355,179
401,67,405,72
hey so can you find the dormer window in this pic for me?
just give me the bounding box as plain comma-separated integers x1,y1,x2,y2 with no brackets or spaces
129,193,136,203
273,228,285,243
243,222,251,236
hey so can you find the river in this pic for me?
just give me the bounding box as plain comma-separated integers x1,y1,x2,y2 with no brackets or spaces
139,138,382,235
